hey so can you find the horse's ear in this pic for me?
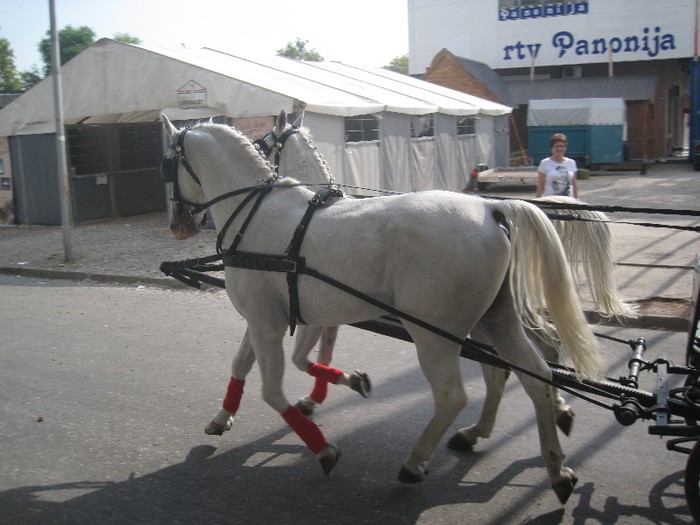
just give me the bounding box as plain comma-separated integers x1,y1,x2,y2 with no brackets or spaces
161,114,178,140
292,110,305,128
274,110,287,134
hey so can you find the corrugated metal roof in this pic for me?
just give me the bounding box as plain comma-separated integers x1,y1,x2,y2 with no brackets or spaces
448,53,656,108
505,75,657,106
455,57,513,105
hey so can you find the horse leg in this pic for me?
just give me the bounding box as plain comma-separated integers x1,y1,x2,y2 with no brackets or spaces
447,361,510,451
398,328,466,483
479,289,578,504
527,327,575,436
291,326,371,401
205,329,257,436
448,325,573,451
296,325,340,415
248,323,341,475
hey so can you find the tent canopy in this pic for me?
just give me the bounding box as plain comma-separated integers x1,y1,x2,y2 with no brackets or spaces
527,98,626,127
0,39,511,136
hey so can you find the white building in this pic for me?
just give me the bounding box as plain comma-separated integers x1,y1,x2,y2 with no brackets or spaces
409,0,696,160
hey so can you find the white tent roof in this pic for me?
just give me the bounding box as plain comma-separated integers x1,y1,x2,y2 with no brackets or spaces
0,38,510,136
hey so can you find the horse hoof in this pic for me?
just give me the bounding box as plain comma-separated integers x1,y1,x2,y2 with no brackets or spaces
350,370,372,398
204,414,233,436
295,398,316,416
398,465,427,483
318,443,341,476
446,431,475,451
205,421,227,436
556,410,575,436
552,473,578,504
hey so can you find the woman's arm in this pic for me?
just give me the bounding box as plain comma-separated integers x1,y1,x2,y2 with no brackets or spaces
536,170,545,198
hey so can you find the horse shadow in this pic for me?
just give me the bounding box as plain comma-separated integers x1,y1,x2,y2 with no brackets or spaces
0,337,692,525
3,427,689,525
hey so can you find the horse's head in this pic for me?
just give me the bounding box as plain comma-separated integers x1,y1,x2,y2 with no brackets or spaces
161,114,208,240
256,110,333,185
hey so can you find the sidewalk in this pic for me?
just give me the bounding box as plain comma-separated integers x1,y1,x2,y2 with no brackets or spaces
0,210,695,332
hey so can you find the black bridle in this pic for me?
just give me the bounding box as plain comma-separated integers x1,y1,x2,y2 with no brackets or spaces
253,125,300,172
161,126,209,226
160,125,284,232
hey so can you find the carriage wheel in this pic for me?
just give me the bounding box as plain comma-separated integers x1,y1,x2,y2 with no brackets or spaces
684,372,700,427
684,438,700,522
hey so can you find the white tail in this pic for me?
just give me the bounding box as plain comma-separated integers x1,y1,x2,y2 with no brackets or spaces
495,199,603,379
539,196,637,319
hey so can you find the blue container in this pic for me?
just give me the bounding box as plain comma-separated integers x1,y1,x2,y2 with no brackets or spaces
528,125,623,167
527,99,626,168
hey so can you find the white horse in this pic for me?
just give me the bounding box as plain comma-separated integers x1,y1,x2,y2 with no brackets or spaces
259,112,635,433
161,114,602,504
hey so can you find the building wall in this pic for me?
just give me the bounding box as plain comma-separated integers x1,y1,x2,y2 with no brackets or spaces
409,0,695,74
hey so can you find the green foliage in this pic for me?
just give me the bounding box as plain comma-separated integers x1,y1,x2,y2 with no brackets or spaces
20,67,42,90
112,33,142,45
0,36,22,90
38,25,96,75
383,55,408,75
276,38,323,62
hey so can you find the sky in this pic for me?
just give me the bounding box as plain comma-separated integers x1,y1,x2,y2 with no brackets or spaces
0,0,409,72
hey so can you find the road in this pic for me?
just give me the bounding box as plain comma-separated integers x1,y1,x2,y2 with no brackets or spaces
0,275,694,524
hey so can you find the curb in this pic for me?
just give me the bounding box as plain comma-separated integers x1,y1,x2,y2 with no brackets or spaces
1,266,689,333
0,266,187,289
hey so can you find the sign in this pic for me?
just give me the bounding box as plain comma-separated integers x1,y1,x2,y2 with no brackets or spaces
499,1,588,22
502,25,678,63
177,80,207,110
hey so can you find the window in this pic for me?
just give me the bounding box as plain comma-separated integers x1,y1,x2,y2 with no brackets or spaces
344,115,379,143
457,116,478,136
410,115,434,138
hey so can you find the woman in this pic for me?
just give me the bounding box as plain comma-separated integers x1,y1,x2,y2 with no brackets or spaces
536,133,578,198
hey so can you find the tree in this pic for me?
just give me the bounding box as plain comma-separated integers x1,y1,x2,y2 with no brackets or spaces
20,67,42,90
38,25,96,76
112,32,142,45
383,55,408,75
277,38,323,62
0,36,22,90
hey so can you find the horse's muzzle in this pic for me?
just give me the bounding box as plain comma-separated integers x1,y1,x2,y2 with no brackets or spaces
170,210,203,240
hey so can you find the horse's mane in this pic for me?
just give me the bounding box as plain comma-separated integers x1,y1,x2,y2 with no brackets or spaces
192,121,279,178
296,126,334,184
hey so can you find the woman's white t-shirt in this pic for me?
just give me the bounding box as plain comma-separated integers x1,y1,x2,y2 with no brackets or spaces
537,157,576,197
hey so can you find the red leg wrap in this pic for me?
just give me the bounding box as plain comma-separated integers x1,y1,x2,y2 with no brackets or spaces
282,405,328,455
222,377,245,414
310,377,329,404
306,363,342,384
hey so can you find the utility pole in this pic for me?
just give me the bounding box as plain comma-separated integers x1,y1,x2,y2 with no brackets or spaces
49,0,73,262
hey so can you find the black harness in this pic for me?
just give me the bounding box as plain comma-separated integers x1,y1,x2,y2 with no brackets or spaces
161,125,342,335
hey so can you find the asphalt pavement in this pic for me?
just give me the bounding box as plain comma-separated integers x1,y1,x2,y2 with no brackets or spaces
0,161,698,332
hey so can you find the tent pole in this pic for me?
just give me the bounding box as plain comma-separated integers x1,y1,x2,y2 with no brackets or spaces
49,0,73,262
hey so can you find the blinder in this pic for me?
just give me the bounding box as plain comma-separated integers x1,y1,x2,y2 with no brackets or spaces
161,126,208,227
160,154,178,183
